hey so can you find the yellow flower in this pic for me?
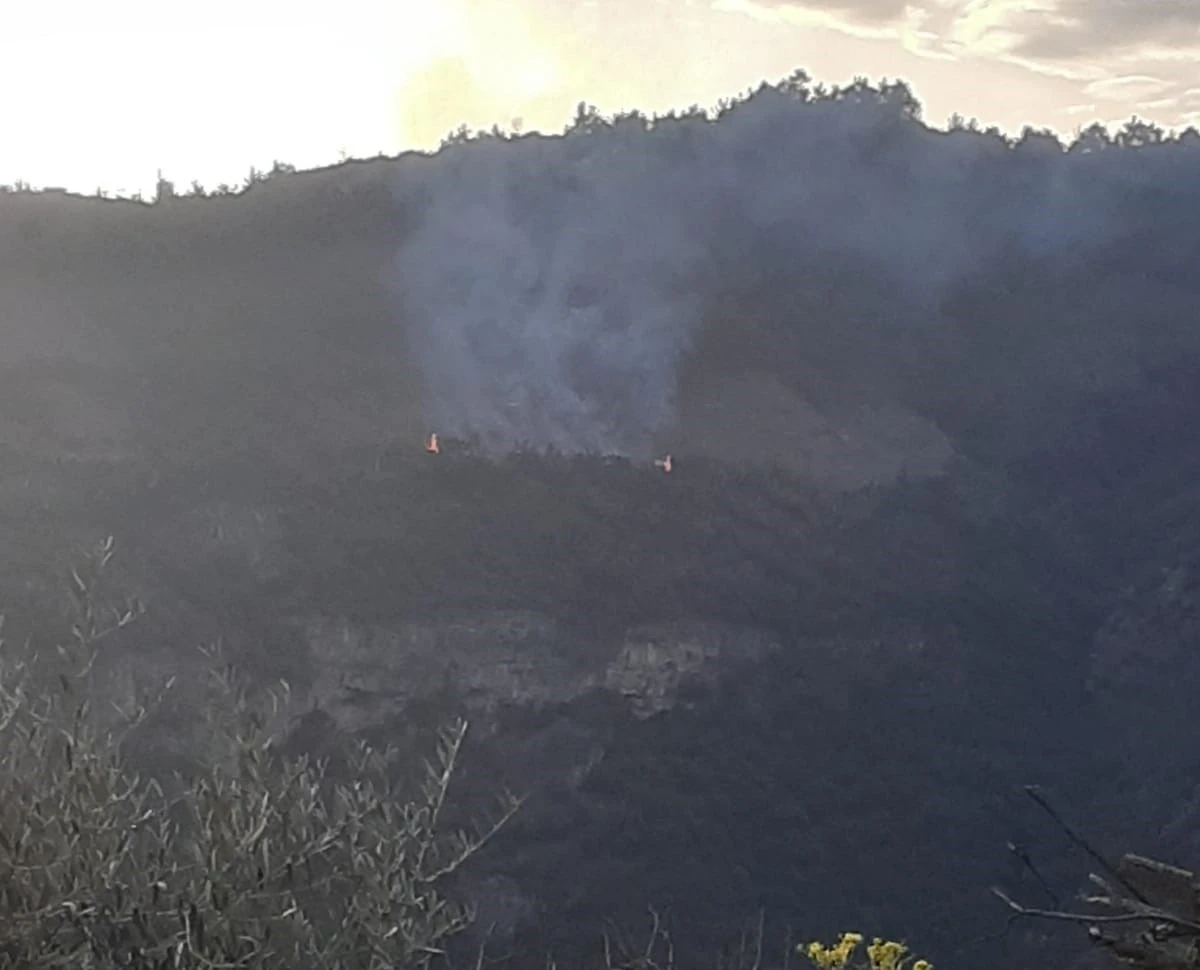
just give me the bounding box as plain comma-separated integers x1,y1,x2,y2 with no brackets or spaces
804,942,833,970
803,935,862,970
804,931,924,970
866,938,908,970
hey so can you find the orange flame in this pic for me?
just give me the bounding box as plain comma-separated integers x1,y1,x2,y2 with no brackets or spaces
653,454,673,473
425,432,440,455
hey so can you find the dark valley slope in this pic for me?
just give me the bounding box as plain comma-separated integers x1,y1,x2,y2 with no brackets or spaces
2,75,1200,970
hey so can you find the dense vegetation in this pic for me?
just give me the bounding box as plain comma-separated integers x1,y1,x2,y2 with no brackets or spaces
0,541,521,969
3,69,1200,969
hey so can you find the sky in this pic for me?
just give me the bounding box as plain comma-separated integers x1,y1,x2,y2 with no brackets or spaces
2,0,1198,195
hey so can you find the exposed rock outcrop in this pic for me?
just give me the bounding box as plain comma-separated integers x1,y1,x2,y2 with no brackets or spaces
299,612,781,734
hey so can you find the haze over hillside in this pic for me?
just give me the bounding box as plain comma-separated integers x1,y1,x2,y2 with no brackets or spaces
4,71,1197,475
386,76,1192,459
3,71,1200,970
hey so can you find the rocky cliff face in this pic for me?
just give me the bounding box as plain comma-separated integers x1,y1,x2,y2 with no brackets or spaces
262,606,979,956
300,611,781,733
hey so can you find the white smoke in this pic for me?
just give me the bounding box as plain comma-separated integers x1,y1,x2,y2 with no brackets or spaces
390,127,710,456
385,80,1133,456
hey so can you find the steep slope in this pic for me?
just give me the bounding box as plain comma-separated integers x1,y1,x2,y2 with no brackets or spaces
2,76,1200,970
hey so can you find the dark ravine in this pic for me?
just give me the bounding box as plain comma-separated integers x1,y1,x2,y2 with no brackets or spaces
4,76,1200,970
0,444,1162,970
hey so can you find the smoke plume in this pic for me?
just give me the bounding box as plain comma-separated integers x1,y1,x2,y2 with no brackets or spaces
385,76,1176,456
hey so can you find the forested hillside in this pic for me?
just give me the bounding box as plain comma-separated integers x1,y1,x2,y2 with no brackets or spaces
2,71,1199,969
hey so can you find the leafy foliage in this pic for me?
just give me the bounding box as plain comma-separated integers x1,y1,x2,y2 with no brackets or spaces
0,540,518,969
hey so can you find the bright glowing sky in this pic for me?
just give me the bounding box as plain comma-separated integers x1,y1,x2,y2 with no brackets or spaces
4,0,1198,195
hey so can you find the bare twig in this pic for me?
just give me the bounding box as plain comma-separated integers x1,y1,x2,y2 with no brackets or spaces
992,887,1200,934
1024,785,1150,905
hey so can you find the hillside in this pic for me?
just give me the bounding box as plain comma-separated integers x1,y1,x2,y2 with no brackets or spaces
2,73,1200,969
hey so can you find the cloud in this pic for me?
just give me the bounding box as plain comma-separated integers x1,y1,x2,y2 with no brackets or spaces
715,0,1200,76
1083,73,1176,100
896,2,972,58
911,0,1199,126
711,0,900,39
1137,96,1180,111
1007,0,1200,61
741,0,911,24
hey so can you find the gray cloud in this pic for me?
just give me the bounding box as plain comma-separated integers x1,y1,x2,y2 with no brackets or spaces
722,0,1200,61
746,0,911,24
714,0,1200,129
1006,0,1200,60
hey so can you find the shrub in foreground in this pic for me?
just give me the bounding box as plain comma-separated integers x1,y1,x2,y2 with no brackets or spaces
0,538,518,969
